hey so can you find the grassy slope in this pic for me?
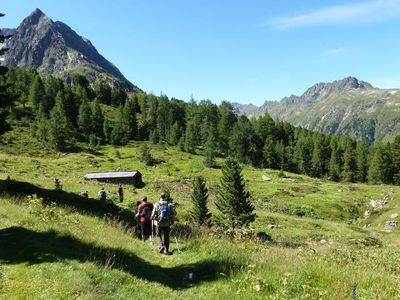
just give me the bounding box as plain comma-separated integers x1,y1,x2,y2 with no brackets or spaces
0,127,399,299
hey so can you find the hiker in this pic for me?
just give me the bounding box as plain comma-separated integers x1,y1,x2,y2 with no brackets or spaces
117,184,124,202
151,192,175,254
81,191,89,198
98,187,107,201
136,196,153,241
135,201,142,239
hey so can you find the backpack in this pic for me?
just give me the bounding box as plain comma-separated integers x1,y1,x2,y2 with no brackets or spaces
157,200,171,227
140,204,151,220
99,190,106,201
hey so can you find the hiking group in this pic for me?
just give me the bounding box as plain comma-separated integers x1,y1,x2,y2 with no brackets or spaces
136,192,175,254
92,186,176,254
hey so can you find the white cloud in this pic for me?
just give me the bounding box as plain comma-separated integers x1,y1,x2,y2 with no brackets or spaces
266,0,400,30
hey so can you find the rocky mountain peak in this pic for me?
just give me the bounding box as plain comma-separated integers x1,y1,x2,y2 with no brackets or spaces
23,8,49,26
3,8,139,91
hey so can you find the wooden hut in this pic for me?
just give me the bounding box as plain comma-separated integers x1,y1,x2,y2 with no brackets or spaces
84,171,143,187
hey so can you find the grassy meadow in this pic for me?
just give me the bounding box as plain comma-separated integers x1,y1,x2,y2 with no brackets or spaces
0,126,399,299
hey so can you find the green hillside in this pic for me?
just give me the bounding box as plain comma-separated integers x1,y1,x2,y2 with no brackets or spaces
1,129,399,299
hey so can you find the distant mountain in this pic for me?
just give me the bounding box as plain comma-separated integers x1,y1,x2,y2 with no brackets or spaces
234,77,400,145
3,8,140,91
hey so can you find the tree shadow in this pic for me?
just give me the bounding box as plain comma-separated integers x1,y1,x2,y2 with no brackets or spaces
0,179,135,226
0,226,240,289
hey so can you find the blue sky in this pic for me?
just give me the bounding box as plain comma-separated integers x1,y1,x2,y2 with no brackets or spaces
2,0,400,105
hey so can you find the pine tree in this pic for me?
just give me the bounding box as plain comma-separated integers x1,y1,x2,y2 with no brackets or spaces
311,136,324,177
215,158,255,230
28,75,45,114
263,137,278,169
140,144,154,166
103,118,112,142
368,143,394,184
168,121,181,145
123,99,138,140
391,136,400,183
355,141,368,182
34,106,49,148
342,147,357,182
184,120,196,153
77,98,93,138
0,15,13,133
110,106,128,145
203,125,218,167
91,100,104,139
47,91,71,151
190,176,211,226
329,143,341,182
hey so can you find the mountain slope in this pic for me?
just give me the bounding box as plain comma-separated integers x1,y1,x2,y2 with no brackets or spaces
234,77,400,144
3,8,139,91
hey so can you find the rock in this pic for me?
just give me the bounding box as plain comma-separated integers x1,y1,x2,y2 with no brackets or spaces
256,232,272,242
262,175,271,182
370,199,387,209
384,221,397,232
267,224,279,229
337,189,342,192
390,213,399,219
320,239,327,244
364,210,370,218
370,231,383,238
281,177,296,182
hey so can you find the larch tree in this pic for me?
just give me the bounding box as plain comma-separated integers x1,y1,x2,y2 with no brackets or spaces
215,157,255,230
190,176,211,226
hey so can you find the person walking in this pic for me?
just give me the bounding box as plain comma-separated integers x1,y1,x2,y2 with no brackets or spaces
135,196,153,241
151,192,175,254
98,187,107,201
117,184,124,202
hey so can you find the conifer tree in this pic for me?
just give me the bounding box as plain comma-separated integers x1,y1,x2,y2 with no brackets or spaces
0,15,13,133
368,143,394,184
342,147,356,182
91,100,104,139
34,106,49,147
203,125,218,167
110,106,128,145
168,121,181,145
48,91,71,150
311,137,324,177
215,158,255,230
184,120,196,153
77,98,93,138
329,142,341,182
29,75,45,114
391,136,400,184
103,118,112,142
263,137,278,169
190,176,211,225
140,143,154,166
356,141,368,182
123,99,138,140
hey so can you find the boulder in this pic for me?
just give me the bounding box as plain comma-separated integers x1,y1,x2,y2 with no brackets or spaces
384,221,397,232
390,213,399,219
262,175,271,182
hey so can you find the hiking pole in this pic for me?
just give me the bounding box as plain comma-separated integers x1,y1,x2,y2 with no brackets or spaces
150,220,154,251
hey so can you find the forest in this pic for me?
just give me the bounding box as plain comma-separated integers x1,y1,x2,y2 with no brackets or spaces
1,67,399,185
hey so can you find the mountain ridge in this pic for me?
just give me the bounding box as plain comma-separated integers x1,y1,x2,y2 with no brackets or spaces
233,77,400,145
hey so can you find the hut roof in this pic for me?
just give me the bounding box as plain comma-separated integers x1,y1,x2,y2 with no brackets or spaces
84,171,140,180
